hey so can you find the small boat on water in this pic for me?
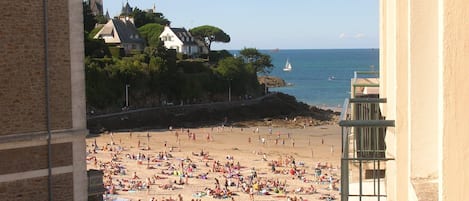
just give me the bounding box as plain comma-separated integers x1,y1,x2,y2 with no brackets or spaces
283,59,292,72
328,76,336,81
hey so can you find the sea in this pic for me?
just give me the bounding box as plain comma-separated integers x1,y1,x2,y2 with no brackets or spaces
233,49,380,109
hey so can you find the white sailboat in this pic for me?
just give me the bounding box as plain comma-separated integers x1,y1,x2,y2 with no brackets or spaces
283,59,292,72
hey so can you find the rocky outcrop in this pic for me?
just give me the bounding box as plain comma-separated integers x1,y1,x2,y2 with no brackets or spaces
258,76,287,87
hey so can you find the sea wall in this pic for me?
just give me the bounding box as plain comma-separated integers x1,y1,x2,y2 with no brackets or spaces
87,93,311,133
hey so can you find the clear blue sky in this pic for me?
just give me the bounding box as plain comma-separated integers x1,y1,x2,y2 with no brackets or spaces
104,0,379,50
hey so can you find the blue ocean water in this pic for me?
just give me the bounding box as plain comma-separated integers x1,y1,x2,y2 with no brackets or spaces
234,49,379,108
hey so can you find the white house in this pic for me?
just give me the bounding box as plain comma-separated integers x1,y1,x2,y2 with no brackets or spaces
159,26,203,56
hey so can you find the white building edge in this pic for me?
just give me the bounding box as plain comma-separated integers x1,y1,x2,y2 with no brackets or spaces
341,1,469,200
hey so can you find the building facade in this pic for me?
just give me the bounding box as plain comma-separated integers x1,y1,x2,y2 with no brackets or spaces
380,0,469,200
160,26,203,56
0,0,87,200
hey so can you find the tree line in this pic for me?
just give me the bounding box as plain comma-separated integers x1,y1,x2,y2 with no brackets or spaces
83,2,273,113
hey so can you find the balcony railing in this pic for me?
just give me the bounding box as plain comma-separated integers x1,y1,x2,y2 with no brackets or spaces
340,98,394,201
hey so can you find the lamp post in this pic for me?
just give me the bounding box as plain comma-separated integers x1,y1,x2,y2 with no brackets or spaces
125,84,130,108
228,79,232,102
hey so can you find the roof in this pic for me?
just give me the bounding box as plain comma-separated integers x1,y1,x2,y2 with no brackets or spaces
121,2,132,15
352,78,380,97
105,10,110,20
170,28,198,46
95,18,145,44
112,19,144,43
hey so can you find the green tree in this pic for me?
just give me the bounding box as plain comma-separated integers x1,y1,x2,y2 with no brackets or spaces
85,58,123,108
132,8,170,28
239,48,274,74
88,25,104,39
84,37,110,58
83,4,109,58
189,25,230,51
138,23,165,47
83,2,97,34
216,57,244,79
94,14,108,24
215,57,254,97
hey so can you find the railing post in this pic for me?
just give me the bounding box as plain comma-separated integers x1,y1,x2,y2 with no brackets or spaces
340,97,394,201
341,126,349,201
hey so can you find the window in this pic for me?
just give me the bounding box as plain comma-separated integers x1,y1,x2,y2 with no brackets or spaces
164,35,172,41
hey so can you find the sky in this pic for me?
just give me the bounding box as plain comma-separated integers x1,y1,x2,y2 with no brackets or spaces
104,0,379,50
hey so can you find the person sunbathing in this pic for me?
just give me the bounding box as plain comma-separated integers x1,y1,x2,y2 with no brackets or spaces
174,177,185,185
197,172,209,179
152,175,167,180
295,187,305,194
159,183,174,190
305,185,317,194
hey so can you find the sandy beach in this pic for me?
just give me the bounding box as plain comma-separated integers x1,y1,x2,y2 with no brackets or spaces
86,121,341,201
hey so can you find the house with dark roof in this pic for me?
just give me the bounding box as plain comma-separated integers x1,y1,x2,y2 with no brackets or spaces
159,25,206,56
93,16,145,55
121,2,133,16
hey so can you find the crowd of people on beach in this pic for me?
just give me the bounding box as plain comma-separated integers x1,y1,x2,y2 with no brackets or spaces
86,125,339,201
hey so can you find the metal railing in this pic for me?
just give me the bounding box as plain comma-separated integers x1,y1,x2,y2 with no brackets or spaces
353,71,379,79
340,98,394,201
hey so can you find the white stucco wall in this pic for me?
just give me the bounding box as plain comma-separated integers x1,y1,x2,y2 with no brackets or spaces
160,26,201,56
441,0,469,199
160,26,183,53
409,0,439,180
381,0,469,200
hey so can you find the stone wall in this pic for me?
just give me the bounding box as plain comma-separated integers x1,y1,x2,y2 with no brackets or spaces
87,93,312,132
0,173,73,201
0,0,72,136
0,143,72,174
0,0,87,200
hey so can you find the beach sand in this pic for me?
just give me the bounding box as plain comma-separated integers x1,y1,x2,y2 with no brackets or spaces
86,122,341,201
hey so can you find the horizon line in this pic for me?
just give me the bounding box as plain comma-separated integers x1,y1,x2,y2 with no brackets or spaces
215,47,380,51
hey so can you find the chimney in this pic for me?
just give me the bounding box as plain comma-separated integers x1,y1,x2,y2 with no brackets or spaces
119,16,134,24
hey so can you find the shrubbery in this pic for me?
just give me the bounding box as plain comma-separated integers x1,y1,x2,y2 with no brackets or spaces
83,4,268,112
